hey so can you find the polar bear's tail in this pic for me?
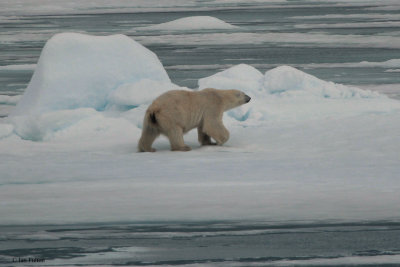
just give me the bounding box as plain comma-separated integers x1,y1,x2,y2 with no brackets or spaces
147,106,161,125
149,112,157,124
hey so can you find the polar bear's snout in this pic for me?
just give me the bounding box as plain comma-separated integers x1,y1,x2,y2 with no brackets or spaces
245,95,251,103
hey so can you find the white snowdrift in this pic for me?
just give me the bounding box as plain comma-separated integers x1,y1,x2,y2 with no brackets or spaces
8,33,181,141
137,16,239,31
198,64,264,93
1,33,400,225
263,65,377,98
12,32,170,116
199,64,399,124
108,79,183,110
200,64,380,98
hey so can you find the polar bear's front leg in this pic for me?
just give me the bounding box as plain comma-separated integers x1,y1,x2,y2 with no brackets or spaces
197,127,217,146
203,122,230,146
202,111,230,146
166,127,191,151
209,126,229,145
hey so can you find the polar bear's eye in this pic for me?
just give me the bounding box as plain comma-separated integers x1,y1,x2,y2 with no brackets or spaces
235,92,241,98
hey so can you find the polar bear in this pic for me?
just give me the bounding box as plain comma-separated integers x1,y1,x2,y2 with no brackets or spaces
138,88,251,152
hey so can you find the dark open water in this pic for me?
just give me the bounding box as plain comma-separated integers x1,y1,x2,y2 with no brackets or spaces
1,221,400,266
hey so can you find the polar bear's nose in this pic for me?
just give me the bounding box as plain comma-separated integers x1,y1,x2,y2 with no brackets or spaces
245,95,251,103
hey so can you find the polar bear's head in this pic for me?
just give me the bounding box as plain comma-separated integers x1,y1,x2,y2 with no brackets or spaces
220,89,251,111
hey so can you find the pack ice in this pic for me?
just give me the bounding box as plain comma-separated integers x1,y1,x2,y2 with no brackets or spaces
1,33,400,224
137,16,239,31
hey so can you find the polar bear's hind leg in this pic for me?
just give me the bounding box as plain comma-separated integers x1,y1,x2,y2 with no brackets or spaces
167,127,191,151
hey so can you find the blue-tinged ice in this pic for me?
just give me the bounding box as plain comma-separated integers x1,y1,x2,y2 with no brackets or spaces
12,33,170,115
263,65,380,98
8,33,177,140
198,64,400,123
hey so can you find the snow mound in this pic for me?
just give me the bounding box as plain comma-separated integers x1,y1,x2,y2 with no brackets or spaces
12,108,98,141
263,66,378,98
138,16,239,31
198,64,263,92
12,33,170,115
107,80,182,111
199,64,400,123
7,33,180,141
200,64,381,98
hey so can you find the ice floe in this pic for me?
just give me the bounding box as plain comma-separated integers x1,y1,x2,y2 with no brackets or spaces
1,32,400,225
137,16,239,31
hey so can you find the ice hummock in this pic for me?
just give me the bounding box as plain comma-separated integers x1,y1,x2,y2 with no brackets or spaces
8,33,180,141
263,65,378,98
137,16,239,31
199,64,398,124
198,64,263,93
200,64,380,98
12,33,170,116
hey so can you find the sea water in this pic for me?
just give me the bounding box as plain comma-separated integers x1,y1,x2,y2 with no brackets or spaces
1,221,400,266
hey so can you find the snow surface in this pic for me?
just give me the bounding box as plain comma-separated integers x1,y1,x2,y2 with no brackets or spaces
1,33,400,225
137,16,238,31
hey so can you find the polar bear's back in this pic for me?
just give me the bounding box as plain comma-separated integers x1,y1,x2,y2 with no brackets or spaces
147,90,207,133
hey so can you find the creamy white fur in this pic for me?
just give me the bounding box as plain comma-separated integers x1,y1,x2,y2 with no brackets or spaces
138,88,250,152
